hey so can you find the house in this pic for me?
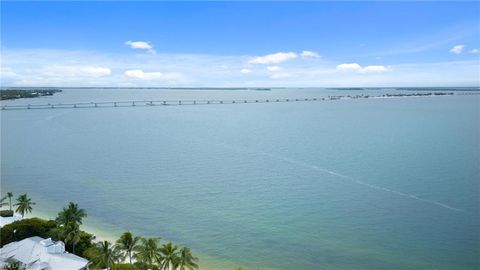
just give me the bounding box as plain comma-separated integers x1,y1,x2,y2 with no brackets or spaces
0,236,88,270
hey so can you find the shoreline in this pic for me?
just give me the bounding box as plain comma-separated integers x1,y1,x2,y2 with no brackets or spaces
19,210,244,270
23,209,126,243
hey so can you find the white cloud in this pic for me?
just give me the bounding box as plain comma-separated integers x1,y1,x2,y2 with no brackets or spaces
1,48,478,87
81,66,111,77
125,41,156,54
470,48,479,54
266,66,281,72
361,65,389,72
270,73,290,79
449,45,464,54
337,63,389,73
240,68,252,74
336,63,362,71
301,50,320,58
249,52,298,64
124,69,179,80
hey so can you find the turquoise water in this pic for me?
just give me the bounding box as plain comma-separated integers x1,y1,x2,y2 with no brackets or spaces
1,89,479,269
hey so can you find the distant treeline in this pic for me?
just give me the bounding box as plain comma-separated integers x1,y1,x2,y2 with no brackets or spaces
395,87,479,91
0,89,62,100
328,88,365,90
328,87,479,91
383,92,454,97
43,87,272,91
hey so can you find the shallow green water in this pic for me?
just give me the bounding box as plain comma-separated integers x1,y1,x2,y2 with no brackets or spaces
1,89,479,269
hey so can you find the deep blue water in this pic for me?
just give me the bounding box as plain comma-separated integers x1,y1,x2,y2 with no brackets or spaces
1,88,479,269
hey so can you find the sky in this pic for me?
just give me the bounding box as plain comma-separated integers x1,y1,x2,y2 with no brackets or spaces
1,1,479,87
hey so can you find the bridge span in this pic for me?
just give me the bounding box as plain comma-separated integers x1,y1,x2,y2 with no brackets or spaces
1,92,469,110
1,97,340,110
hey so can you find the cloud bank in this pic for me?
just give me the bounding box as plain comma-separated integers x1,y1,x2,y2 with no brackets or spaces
1,49,478,87
124,69,180,80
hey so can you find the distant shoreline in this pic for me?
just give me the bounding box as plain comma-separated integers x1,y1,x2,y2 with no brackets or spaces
1,86,479,90
2,91,473,111
0,89,62,101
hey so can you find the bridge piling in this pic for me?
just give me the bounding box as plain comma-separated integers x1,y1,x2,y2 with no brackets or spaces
0,95,373,111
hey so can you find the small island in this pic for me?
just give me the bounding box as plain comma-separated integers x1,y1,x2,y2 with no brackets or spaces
0,89,62,100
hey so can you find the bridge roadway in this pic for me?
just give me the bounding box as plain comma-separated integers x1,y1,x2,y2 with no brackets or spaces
1,97,342,110
2,92,472,110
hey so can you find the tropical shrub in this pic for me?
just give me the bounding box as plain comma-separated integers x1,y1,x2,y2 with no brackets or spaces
0,218,56,246
133,262,160,270
0,217,94,255
75,231,94,257
115,264,139,270
2,261,20,270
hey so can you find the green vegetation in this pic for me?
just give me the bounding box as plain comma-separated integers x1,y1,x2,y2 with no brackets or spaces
13,194,35,218
7,192,13,211
175,247,198,270
0,196,199,269
0,218,57,246
85,240,120,269
2,261,20,270
116,231,141,266
83,234,199,270
56,202,87,226
0,196,8,208
53,202,89,254
113,264,141,270
0,89,62,100
0,192,15,213
0,210,14,217
159,241,179,270
0,192,16,217
134,237,163,269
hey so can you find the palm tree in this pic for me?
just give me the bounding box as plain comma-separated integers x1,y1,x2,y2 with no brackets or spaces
135,237,163,269
85,240,119,270
56,202,87,226
175,247,198,270
0,196,8,208
14,194,35,218
7,192,13,210
159,242,179,270
63,221,81,254
116,231,141,266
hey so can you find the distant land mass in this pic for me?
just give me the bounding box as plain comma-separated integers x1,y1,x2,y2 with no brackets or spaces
0,89,62,100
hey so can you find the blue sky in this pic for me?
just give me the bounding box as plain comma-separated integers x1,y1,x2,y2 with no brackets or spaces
1,1,479,87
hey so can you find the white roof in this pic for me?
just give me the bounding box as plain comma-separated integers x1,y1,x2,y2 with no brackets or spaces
0,236,88,270
0,215,23,228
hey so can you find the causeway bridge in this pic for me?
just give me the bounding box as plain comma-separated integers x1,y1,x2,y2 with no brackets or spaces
1,96,341,110
1,92,473,110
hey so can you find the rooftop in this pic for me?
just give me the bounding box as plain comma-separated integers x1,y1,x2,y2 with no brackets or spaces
0,236,88,270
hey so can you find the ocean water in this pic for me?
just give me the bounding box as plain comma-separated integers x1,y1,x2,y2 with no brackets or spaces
1,88,479,270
